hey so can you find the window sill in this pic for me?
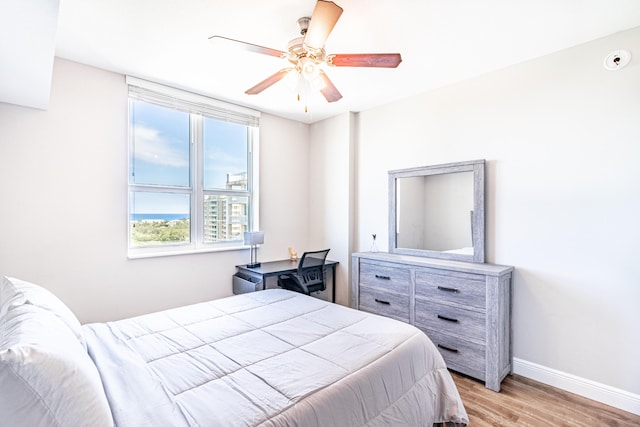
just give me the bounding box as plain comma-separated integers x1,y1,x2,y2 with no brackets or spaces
127,244,247,260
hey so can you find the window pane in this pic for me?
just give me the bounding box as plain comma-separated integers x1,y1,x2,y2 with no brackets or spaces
130,192,190,247
127,80,259,257
130,100,190,187
203,195,248,243
203,117,248,190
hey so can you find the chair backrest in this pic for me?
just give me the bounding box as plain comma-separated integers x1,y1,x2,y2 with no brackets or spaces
297,249,330,289
297,249,330,271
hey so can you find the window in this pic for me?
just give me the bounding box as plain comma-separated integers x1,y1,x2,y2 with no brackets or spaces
127,77,259,257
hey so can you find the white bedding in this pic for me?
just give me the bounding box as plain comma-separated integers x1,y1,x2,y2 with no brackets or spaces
84,289,468,426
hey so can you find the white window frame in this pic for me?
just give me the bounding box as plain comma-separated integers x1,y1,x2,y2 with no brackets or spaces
127,77,260,258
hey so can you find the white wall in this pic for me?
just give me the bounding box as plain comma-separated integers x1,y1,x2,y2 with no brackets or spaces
349,26,640,397
309,113,354,305
257,114,311,264
0,58,310,323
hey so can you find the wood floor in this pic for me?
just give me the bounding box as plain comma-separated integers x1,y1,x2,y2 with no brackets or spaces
451,372,640,426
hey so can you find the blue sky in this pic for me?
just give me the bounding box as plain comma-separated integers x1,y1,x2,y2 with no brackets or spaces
130,100,248,214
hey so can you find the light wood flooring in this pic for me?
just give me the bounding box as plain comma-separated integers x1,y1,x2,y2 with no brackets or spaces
451,372,640,426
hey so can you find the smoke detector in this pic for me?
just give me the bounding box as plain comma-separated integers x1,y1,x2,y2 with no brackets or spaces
603,50,631,71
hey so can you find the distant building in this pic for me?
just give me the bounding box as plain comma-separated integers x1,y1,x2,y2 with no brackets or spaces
203,172,248,243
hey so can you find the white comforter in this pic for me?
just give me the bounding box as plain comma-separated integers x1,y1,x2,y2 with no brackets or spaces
84,289,468,426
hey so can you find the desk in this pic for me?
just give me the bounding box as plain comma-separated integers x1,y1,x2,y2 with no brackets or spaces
235,259,339,302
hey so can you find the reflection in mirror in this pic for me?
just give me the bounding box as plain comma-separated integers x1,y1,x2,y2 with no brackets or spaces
389,160,485,263
396,171,474,252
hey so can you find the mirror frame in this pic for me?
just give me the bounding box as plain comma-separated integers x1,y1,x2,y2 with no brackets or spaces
388,159,485,263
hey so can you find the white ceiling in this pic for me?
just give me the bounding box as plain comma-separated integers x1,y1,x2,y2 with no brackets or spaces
4,1,640,123
0,0,59,109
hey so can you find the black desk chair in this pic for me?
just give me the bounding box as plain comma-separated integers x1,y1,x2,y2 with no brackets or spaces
277,249,330,296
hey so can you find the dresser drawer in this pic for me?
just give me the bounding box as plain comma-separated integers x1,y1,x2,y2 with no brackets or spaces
359,287,409,322
415,269,485,309
359,261,411,294
352,252,513,391
421,328,485,380
415,299,485,343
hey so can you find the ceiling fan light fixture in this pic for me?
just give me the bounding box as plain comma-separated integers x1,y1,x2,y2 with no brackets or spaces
283,68,301,90
300,57,320,81
309,75,326,91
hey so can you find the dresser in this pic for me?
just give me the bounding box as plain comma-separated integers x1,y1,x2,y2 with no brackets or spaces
351,251,513,392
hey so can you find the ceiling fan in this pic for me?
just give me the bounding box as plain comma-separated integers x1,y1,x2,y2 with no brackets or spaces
209,0,402,107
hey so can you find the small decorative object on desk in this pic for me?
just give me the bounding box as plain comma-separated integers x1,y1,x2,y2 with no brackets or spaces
288,247,298,261
371,234,378,252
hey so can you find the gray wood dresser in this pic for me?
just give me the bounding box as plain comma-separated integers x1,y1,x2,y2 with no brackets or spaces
351,251,513,391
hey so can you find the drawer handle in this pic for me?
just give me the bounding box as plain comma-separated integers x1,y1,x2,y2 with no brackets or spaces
437,344,459,353
375,274,391,280
437,286,459,293
437,314,459,323
374,298,390,305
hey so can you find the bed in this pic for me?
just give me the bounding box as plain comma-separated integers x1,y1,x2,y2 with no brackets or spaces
0,276,468,426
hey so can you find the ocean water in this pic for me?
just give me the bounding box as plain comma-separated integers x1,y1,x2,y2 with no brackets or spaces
130,213,189,221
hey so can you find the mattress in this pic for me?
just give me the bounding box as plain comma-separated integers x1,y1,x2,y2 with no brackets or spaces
83,289,468,426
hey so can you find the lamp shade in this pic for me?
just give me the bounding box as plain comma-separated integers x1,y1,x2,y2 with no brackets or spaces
244,231,264,246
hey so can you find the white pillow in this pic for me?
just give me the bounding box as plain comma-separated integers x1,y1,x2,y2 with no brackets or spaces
0,303,114,427
1,276,85,346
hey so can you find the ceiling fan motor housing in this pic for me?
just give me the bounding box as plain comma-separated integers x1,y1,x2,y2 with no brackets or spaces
287,31,325,80
297,17,310,35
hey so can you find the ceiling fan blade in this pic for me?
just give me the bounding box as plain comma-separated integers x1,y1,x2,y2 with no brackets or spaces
327,53,402,68
304,1,343,52
318,70,342,102
245,68,293,95
209,35,286,58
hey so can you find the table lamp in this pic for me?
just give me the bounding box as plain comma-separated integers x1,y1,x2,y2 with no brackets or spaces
244,231,264,268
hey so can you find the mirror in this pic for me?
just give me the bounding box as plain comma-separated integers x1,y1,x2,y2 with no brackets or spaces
389,160,485,263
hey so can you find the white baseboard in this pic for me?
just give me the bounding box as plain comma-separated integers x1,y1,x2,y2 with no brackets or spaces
513,358,640,416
